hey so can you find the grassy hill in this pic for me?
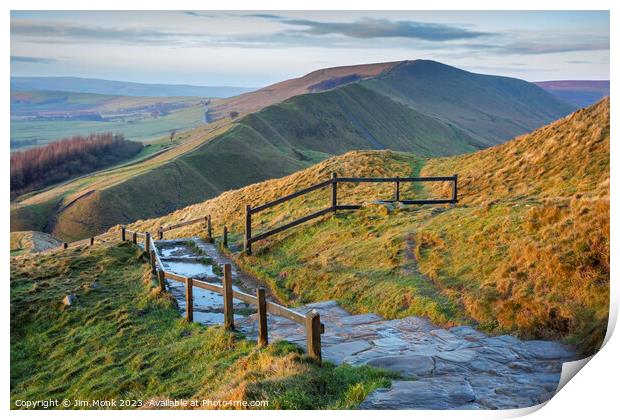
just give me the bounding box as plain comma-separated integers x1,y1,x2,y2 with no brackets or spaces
10,241,393,408
123,98,609,355
11,60,575,241
11,90,204,150
209,61,399,119
363,60,575,145
10,119,234,240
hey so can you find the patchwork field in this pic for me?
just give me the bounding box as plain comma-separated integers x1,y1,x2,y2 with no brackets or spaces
11,90,205,150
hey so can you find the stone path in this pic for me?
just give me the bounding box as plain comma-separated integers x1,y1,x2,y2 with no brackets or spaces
154,238,577,410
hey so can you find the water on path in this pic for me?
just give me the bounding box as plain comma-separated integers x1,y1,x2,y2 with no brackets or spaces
152,237,577,410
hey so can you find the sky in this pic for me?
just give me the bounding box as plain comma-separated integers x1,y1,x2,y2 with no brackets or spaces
10,10,610,87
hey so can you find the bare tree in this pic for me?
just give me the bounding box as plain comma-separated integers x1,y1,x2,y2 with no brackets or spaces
169,129,177,144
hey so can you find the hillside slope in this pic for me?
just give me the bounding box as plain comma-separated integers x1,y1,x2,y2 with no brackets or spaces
10,119,234,240
124,98,609,355
363,60,575,145
11,60,575,241
10,231,62,255
209,61,399,119
10,242,392,408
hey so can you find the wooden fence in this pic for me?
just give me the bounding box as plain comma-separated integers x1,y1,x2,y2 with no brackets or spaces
39,216,323,360
147,235,323,361
41,231,117,254
244,172,458,254
46,213,219,254
35,172,456,358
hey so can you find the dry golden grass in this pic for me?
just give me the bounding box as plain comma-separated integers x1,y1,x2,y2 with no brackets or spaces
422,97,609,204
417,97,610,352
124,150,422,239
117,99,609,355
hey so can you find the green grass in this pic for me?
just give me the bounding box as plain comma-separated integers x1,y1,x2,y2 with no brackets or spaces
122,100,608,356
10,120,234,241
10,242,395,409
11,90,204,150
224,100,609,356
8,73,483,241
240,209,467,326
363,60,575,145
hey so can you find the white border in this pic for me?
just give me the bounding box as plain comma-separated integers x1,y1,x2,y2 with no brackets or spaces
3,1,617,419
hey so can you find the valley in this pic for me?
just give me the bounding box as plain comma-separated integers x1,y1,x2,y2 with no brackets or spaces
10,60,576,241
535,80,610,108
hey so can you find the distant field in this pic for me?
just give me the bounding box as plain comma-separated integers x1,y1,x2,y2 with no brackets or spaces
10,90,206,150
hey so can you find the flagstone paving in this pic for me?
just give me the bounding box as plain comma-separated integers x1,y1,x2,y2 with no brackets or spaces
155,238,577,410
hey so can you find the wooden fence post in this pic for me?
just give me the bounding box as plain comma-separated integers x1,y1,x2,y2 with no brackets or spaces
158,228,163,240
223,263,234,331
207,215,213,243
145,232,151,253
63,242,68,250
157,269,166,292
452,174,458,203
305,309,322,362
185,278,193,322
90,237,94,246
132,232,137,244
121,226,126,241
150,250,157,274
257,288,268,347
395,176,401,202
223,226,228,248
244,205,252,255
331,172,338,212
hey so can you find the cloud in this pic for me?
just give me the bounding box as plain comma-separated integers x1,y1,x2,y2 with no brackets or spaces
277,17,491,41
466,40,609,55
10,55,57,64
183,11,220,18
245,13,283,20
11,20,183,44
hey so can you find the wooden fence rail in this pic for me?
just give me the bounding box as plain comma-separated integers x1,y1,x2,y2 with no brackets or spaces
146,228,322,360
34,214,323,360
244,173,458,254
156,215,213,241
42,212,215,255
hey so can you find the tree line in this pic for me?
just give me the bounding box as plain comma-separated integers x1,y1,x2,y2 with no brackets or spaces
11,133,143,198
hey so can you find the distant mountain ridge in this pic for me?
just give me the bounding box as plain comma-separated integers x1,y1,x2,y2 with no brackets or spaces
534,80,610,108
209,61,400,119
11,60,576,240
11,76,255,98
